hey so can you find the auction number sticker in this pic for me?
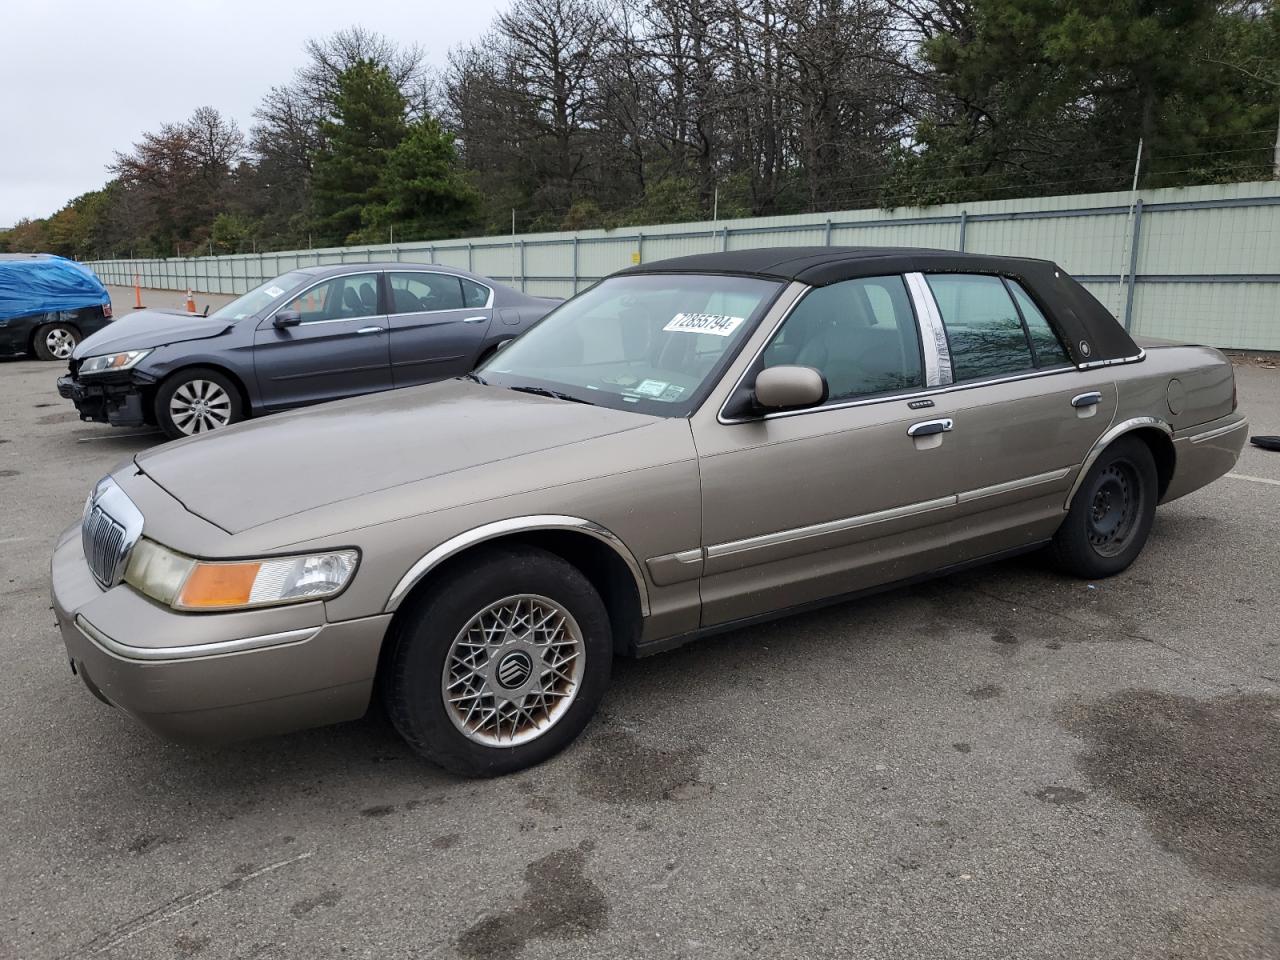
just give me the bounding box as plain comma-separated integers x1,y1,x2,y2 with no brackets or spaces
264,285,285,298
663,312,746,337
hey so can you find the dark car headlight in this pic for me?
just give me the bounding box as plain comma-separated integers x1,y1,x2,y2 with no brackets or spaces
78,350,152,375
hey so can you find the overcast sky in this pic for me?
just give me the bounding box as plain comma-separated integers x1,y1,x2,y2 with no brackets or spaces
0,0,506,226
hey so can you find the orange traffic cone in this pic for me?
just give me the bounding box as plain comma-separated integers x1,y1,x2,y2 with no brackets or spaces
133,274,144,310
185,289,196,314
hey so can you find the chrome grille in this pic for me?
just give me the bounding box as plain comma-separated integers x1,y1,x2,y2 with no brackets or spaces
80,478,144,589
83,506,127,587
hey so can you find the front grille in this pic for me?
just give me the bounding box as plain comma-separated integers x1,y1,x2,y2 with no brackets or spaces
82,503,129,588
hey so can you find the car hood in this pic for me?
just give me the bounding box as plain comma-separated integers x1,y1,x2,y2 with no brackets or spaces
133,379,655,534
73,309,232,359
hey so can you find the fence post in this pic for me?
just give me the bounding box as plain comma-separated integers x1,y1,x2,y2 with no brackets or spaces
637,232,644,264
824,218,832,246
1123,199,1143,331
721,227,729,252
571,237,579,294
467,242,473,272
957,211,968,252
519,240,526,292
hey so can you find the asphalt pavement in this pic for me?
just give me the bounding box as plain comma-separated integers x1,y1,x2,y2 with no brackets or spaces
1,351,1277,960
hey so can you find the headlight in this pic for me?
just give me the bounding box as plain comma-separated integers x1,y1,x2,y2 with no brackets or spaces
123,539,358,610
78,350,152,375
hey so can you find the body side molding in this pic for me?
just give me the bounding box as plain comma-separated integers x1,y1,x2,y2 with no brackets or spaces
384,515,652,615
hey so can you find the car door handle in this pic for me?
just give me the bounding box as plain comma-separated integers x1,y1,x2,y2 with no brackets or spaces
356,326,384,335
907,418,954,438
1071,391,1102,408
461,316,488,324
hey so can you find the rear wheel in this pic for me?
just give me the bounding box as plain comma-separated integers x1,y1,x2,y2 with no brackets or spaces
1050,436,1157,578
32,323,79,361
381,544,612,776
155,368,243,439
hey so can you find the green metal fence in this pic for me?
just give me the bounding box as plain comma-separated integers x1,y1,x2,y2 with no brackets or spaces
88,180,1280,351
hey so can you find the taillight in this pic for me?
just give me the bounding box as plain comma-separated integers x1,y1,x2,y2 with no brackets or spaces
102,302,113,319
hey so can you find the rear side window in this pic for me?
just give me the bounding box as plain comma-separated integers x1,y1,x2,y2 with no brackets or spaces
925,274,1033,381
389,273,464,313
1007,281,1070,367
763,275,924,402
460,277,490,308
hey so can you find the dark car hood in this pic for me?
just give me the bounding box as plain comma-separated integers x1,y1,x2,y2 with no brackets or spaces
133,379,652,534
73,309,232,359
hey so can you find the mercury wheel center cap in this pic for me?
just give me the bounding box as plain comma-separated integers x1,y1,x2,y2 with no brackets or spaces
495,650,533,689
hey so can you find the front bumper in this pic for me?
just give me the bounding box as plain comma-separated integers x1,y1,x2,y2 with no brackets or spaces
50,524,391,743
57,373,151,427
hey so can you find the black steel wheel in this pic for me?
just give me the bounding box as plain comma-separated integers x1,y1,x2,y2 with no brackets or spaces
1049,435,1157,578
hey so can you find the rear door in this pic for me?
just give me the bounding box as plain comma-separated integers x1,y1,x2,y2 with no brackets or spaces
385,272,493,386
913,272,1117,556
253,272,392,410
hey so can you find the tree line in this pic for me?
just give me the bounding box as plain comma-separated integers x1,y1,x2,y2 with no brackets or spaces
3,0,1276,260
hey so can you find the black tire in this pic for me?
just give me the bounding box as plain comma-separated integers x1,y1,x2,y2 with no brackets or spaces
1050,435,1157,578
154,367,244,440
381,544,613,777
31,323,79,361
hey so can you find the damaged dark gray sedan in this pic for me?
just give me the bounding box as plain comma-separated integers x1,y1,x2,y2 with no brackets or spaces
57,263,556,438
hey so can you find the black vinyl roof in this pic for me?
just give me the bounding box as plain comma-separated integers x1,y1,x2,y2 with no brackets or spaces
620,245,1139,366
619,245,1048,286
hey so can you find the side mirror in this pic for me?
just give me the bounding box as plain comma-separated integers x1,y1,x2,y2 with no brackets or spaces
753,365,828,411
273,309,302,329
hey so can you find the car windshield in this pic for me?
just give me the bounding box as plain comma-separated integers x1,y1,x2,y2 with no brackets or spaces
480,273,782,416
208,271,311,322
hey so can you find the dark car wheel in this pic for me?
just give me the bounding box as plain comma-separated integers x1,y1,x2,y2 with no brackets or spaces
155,368,244,439
381,544,613,777
1049,435,1157,578
32,323,79,361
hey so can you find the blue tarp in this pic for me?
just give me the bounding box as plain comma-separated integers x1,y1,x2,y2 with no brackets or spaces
0,255,109,323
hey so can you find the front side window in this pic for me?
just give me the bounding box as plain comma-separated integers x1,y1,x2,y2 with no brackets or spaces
282,273,379,322
926,274,1035,381
389,272,464,314
481,273,781,416
763,275,924,402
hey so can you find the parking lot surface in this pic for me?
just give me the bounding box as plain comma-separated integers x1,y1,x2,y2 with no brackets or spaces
2,354,1277,960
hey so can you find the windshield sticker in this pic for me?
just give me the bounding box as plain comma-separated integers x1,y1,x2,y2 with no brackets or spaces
632,379,669,398
659,384,685,401
663,312,746,337
264,285,285,298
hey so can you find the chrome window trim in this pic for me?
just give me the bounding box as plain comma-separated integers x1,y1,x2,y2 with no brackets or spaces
76,615,317,661
1077,349,1146,370
385,515,650,615
1185,418,1248,444
1064,415,1173,508
904,272,952,387
706,495,957,560
262,270,384,326
720,360,1083,425
387,269,496,313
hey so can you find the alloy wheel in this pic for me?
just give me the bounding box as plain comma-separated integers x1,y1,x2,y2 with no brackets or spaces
45,327,76,360
169,379,233,435
442,594,586,747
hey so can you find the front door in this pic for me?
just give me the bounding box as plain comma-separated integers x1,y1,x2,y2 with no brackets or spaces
915,272,1118,557
691,275,963,626
386,272,493,386
253,272,392,410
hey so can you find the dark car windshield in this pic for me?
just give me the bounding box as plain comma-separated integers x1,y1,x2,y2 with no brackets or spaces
479,273,781,416
209,271,311,322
